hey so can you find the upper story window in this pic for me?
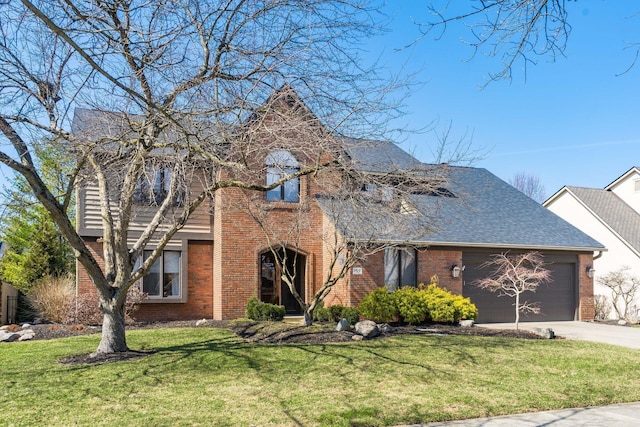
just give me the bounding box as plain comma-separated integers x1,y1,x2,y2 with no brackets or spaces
134,166,183,206
634,179,640,192
266,150,300,203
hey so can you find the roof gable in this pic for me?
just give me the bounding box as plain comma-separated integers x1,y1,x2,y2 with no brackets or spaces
558,186,640,254
604,166,640,191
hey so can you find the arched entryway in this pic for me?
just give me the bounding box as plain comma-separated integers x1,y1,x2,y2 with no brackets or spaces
260,248,306,315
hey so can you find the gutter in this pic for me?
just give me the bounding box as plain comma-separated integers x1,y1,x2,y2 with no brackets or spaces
347,238,607,253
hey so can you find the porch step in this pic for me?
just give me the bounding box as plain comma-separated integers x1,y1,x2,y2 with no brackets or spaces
283,315,305,324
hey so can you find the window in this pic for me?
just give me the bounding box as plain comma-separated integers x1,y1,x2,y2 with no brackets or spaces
635,180,640,192
134,167,183,206
141,250,182,298
384,248,416,291
266,150,300,203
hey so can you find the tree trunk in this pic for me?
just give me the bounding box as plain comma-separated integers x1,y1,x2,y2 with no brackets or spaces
93,296,128,354
304,308,313,327
514,293,520,330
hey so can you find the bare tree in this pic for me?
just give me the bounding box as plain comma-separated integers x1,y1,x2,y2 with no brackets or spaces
0,0,403,354
509,172,546,203
474,251,551,329
597,267,640,322
416,2,639,82
593,294,612,321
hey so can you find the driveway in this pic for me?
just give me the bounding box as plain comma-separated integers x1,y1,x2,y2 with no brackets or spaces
476,321,640,349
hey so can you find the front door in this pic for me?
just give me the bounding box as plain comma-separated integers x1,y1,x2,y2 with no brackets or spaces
260,249,305,314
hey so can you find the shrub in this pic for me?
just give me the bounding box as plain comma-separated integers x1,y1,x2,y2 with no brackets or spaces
245,297,285,321
69,285,148,325
28,275,75,324
72,293,103,325
420,284,477,323
312,301,331,322
329,305,346,322
340,307,360,325
594,295,611,321
358,288,397,323
452,295,478,321
312,302,360,325
394,286,428,324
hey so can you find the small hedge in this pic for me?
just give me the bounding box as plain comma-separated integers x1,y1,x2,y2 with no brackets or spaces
245,297,286,321
357,288,397,323
358,284,478,325
313,301,360,325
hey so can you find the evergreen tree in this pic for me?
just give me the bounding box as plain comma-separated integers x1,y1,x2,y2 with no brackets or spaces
0,142,74,292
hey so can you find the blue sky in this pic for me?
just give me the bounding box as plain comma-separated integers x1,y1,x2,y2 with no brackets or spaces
1,2,638,200
372,1,640,198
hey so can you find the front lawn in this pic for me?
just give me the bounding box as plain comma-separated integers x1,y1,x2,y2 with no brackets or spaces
2,327,640,426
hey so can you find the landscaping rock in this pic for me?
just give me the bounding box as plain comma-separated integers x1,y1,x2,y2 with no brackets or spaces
618,319,628,326
0,331,19,342
336,318,349,331
18,332,35,341
355,320,379,338
459,320,475,328
195,319,208,327
351,334,364,341
378,323,392,333
22,323,32,329
532,327,555,339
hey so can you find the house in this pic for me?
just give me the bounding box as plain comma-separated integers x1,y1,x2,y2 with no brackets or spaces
74,87,603,323
544,167,640,317
0,242,19,325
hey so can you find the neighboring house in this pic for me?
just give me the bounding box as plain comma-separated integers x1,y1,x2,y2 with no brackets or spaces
544,167,640,318
74,87,603,323
0,242,19,325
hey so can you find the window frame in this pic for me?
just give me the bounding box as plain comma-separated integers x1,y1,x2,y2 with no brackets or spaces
384,247,417,291
133,166,184,206
265,150,300,203
137,244,188,303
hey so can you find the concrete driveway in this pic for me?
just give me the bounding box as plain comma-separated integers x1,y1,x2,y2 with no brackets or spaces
477,321,640,349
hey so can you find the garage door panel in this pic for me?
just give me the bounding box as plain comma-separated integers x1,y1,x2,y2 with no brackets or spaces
462,254,576,323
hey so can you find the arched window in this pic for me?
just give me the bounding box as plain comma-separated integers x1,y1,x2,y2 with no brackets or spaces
266,150,300,203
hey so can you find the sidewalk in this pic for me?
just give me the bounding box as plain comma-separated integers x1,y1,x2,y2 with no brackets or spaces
397,402,640,426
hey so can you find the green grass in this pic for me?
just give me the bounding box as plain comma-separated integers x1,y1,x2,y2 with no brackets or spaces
2,328,640,426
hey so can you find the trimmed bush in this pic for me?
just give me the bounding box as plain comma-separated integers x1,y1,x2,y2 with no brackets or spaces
357,288,397,323
329,305,345,322
358,284,478,325
340,307,360,325
312,302,360,325
313,301,331,322
420,283,478,323
394,286,428,324
245,297,286,321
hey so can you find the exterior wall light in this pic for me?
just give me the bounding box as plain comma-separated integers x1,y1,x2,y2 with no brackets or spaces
586,266,595,278
451,264,462,278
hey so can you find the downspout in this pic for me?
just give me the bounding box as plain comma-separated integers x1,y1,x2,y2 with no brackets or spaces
593,251,604,261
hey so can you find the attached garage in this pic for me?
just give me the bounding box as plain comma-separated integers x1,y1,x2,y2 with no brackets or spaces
462,251,578,323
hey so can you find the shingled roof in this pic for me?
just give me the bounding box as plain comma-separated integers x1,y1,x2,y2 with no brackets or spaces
410,168,604,250
319,157,604,251
342,138,424,173
562,186,640,253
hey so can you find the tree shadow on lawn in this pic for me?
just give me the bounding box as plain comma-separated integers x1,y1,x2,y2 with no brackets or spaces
59,323,542,368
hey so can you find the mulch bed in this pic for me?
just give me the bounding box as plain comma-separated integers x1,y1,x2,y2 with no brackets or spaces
16,320,544,365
